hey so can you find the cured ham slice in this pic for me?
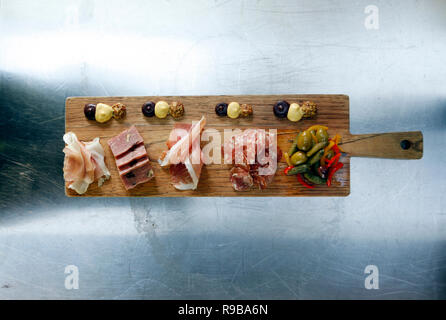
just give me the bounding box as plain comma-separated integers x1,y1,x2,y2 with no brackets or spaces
108,126,154,190
159,116,206,190
84,137,111,187
63,132,110,194
224,129,282,191
230,166,254,191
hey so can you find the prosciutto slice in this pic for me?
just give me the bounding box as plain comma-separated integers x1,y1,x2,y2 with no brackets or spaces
63,132,110,194
159,116,206,190
224,129,282,191
84,137,111,187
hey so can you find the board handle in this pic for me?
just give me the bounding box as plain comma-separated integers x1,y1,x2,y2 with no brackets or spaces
340,131,423,159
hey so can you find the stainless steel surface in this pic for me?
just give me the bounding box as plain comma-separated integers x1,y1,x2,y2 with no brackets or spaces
0,0,445,299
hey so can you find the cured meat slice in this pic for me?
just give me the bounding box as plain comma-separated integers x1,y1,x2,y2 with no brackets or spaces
230,166,254,191
225,129,281,191
119,158,151,176
159,116,206,190
120,160,154,190
84,137,111,187
169,163,193,188
166,123,192,149
115,143,147,168
108,126,154,190
63,132,110,194
160,116,205,167
108,126,145,158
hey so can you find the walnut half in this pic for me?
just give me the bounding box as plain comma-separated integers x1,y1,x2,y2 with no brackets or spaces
240,104,253,117
169,101,185,119
300,101,317,119
112,103,127,120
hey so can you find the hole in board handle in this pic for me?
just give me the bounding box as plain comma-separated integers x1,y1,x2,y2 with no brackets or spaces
400,140,411,150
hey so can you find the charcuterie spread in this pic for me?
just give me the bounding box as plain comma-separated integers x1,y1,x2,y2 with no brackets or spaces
63,97,345,196
64,94,422,197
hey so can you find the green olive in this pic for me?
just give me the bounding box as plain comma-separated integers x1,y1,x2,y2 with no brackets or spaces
316,128,329,143
297,130,312,151
290,151,307,166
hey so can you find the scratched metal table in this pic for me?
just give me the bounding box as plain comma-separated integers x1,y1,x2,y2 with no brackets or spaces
0,0,445,299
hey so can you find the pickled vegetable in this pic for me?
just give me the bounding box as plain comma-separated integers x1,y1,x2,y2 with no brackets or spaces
290,151,307,166
316,128,329,143
288,134,299,156
308,149,325,166
284,125,345,189
284,152,292,167
307,125,328,132
297,131,312,151
286,164,310,176
317,166,329,179
304,172,326,185
307,141,328,157
310,130,318,145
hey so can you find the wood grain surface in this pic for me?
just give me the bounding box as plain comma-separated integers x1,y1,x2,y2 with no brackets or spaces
65,95,422,197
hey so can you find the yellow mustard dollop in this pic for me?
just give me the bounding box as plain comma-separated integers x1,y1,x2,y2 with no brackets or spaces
227,102,241,119
155,101,169,118
95,103,114,123
287,103,303,122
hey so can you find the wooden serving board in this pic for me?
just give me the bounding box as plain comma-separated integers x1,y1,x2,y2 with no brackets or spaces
65,95,423,197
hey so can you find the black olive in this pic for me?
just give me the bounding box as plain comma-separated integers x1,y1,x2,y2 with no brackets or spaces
273,101,290,118
215,103,228,117
317,165,329,179
142,101,155,117
84,104,96,120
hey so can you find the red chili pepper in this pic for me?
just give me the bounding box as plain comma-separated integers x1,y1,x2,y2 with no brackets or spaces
332,144,341,154
284,166,294,175
297,173,315,189
326,153,341,168
327,162,344,187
